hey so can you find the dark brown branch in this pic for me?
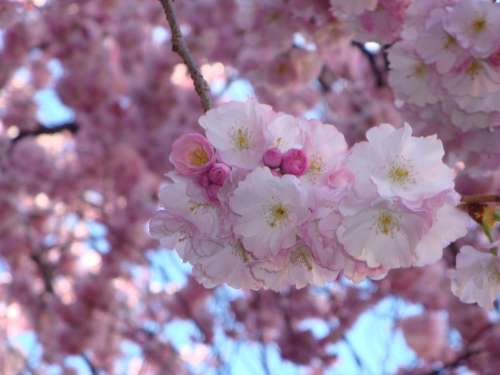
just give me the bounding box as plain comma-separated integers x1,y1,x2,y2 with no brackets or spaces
461,195,500,205
351,41,386,87
12,122,79,143
158,0,212,112
30,252,99,375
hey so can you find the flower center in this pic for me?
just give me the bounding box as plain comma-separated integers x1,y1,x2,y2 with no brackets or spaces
376,210,400,236
189,201,209,214
412,62,427,78
267,203,289,228
308,156,324,175
388,163,412,186
443,34,456,49
471,17,486,33
232,242,251,263
188,147,209,166
465,60,483,77
232,127,251,151
290,246,313,271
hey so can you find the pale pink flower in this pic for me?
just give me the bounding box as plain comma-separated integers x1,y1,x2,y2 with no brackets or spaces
444,0,500,58
443,58,500,98
337,201,431,269
300,120,347,184
169,133,216,176
192,241,263,290
388,42,441,106
157,173,221,239
252,243,339,291
449,245,500,309
345,123,455,207
148,211,197,261
414,203,470,267
229,167,310,258
199,100,275,169
415,9,464,74
266,113,304,152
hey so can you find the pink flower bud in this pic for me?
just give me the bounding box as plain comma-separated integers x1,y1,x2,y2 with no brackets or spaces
281,148,308,176
262,148,283,168
208,163,231,186
169,133,215,176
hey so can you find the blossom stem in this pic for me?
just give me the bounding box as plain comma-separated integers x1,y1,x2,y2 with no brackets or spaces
158,0,212,112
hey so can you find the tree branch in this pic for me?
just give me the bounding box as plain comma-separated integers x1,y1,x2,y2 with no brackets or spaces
12,122,79,143
158,0,212,112
351,41,386,87
461,195,500,205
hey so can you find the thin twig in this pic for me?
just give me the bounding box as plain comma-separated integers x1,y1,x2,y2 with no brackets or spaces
12,122,79,143
158,0,212,112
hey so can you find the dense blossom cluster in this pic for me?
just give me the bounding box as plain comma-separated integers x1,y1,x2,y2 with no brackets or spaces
389,0,500,133
150,100,471,293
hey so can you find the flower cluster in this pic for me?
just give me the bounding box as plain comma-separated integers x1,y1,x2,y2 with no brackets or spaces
150,100,470,291
389,0,500,132
329,0,411,44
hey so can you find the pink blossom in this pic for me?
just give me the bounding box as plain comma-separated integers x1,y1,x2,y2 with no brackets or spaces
345,123,455,207
337,201,431,269
444,0,500,58
169,133,216,176
449,245,500,309
199,100,275,169
229,167,310,258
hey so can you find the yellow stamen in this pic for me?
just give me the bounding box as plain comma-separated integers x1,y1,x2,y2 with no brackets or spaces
471,17,486,33
465,60,483,77
376,210,400,236
232,128,251,151
290,246,313,271
443,34,457,49
308,157,323,175
267,203,289,228
188,147,209,166
232,242,251,263
413,62,427,78
388,165,411,186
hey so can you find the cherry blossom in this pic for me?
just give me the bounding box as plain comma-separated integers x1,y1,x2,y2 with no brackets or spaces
450,245,500,309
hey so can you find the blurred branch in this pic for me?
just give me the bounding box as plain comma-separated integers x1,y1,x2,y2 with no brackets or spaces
29,250,100,375
12,122,79,143
461,195,500,205
351,41,386,87
158,0,212,112
426,323,494,375
341,334,373,375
